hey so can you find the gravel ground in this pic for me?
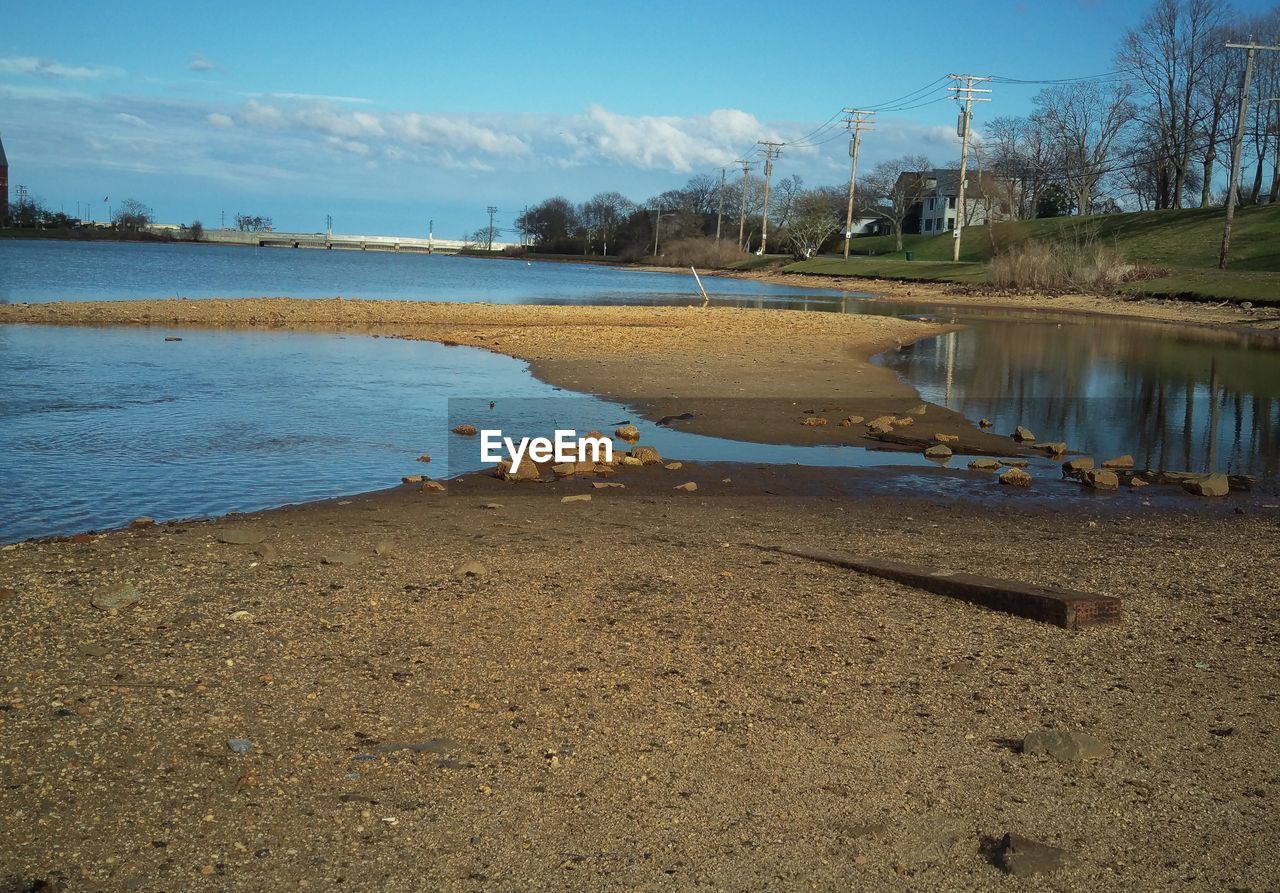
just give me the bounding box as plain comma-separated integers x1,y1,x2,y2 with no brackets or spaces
2,462,1277,892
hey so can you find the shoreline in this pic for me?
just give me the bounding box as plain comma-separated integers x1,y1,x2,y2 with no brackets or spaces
727,268,1280,336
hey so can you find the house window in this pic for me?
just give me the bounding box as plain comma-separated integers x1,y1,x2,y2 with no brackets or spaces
948,196,957,209
924,219,934,232
928,198,935,211
946,217,955,230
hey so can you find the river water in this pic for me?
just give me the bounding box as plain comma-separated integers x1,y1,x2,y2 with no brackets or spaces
1,239,1276,541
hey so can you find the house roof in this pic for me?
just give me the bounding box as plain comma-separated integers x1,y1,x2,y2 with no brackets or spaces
894,168,1008,197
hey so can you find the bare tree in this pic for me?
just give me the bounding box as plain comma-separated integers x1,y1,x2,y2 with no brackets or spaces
1118,0,1233,208
1035,82,1135,214
579,191,632,256
863,155,933,251
113,198,154,231
1194,22,1242,206
235,214,273,232
784,189,843,259
1241,6,1280,203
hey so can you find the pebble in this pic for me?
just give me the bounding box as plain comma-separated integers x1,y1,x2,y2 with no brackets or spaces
456,560,488,578
561,494,592,503
90,584,141,612
999,467,1032,488
664,462,684,471
1022,729,1107,761
674,482,698,492
227,738,253,754
374,540,395,557
997,832,1071,876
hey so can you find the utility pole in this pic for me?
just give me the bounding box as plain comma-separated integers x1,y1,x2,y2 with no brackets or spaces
428,218,434,253
735,159,756,251
715,166,727,242
1220,41,1280,269
652,205,663,257
486,206,497,251
326,214,332,237
757,141,784,255
947,74,992,263
841,109,876,259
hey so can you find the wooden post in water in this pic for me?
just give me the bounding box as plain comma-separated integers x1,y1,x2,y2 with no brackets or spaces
691,267,710,308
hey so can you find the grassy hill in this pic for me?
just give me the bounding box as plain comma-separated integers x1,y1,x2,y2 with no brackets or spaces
785,204,1280,303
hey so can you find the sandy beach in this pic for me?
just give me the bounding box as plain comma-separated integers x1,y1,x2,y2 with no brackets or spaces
2,294,1278,891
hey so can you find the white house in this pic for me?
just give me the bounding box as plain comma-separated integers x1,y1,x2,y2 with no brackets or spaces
896,169,1017,235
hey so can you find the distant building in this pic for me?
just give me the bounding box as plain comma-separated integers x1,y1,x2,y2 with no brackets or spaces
0,133,8,225
895,168,1017,235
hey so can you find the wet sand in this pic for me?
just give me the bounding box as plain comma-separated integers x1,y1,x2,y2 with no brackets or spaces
1,464,1277,891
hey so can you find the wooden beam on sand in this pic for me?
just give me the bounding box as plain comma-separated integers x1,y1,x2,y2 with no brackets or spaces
757,545,1121,630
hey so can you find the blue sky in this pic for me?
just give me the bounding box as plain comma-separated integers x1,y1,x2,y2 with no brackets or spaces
0,0,1271,235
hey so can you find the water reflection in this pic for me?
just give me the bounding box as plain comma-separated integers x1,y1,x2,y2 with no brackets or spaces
877,318,1280,477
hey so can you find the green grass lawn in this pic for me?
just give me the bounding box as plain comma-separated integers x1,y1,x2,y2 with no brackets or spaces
789,204,1280,304
836,203,1280,270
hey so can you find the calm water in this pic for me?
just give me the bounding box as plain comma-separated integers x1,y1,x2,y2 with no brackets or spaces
874,307,1280,479
0,239,854,308
0,325,973,543
1,240,1277,540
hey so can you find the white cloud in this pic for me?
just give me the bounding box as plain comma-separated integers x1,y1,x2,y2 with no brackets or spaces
188,55,215,72
236,98,528,158
207,112,235,128
0,55,118,79
114,113,149,128
571,105,784,172
257,92,373,105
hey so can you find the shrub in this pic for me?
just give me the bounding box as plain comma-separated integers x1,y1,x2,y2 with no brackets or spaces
989,240,1134,293
660,237,748,270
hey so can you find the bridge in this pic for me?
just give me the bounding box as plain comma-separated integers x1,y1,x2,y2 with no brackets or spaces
149,225,517,254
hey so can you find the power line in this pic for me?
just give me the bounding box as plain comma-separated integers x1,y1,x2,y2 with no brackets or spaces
757,142,783,255
948,74,993,262
864,75,951,111
735,158,757,251
988,68,1136,85
841,109,875,259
